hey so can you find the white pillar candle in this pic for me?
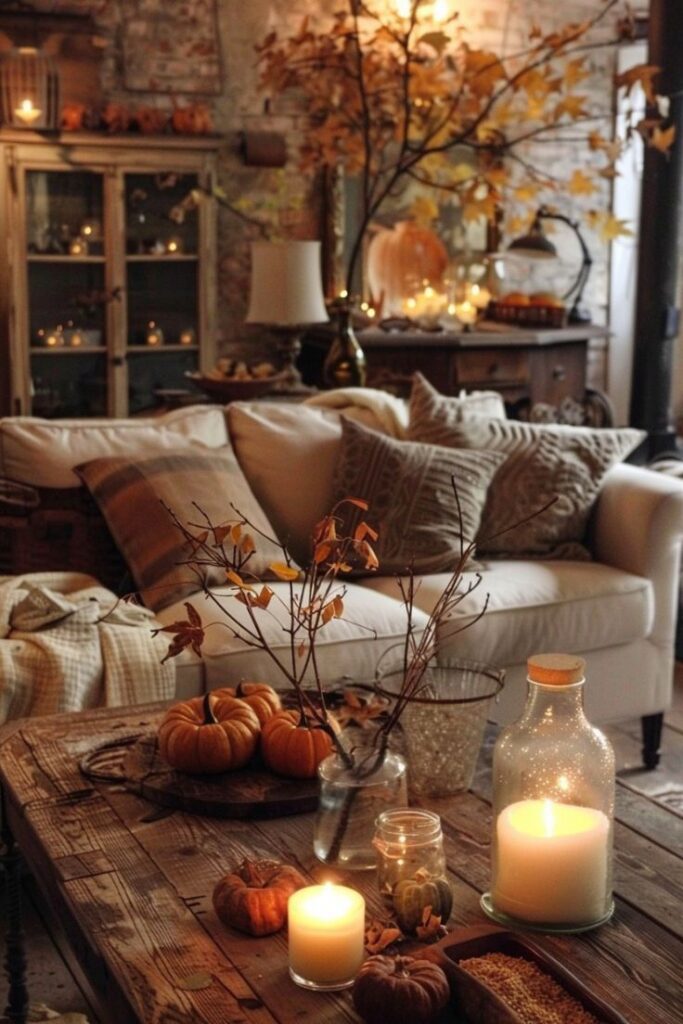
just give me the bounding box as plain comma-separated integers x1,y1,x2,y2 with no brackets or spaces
493,799,610,925
288,884,365,989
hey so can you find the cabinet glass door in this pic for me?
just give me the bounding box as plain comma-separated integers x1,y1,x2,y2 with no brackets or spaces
124,171,200,413
26,169,108,417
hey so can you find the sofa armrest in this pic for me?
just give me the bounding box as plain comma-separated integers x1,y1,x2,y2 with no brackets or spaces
594,463,683,647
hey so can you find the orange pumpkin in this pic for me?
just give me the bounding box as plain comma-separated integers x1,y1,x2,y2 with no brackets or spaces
366,221,448,316
260,709,334,779
218,682,282,727
212,859,307,936
158,692,260,774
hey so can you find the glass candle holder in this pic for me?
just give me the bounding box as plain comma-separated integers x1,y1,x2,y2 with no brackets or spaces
288,884,365,991
373,809,446,899
483,653,615,933
146,320,164,346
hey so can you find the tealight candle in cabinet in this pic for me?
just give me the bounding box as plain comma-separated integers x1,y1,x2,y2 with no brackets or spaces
14,98,41,126
69,237,89,256
43,327,64,348
179,328,196,346
288,884,364,991
146,321,164,346
166,237,183,254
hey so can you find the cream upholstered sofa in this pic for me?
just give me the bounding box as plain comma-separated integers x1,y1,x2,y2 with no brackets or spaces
1,390,682,769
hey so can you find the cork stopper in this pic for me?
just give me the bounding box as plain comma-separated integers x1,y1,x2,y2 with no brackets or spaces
527,653,586,686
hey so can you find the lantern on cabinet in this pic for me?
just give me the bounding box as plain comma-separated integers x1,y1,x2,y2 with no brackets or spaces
0,47,60,131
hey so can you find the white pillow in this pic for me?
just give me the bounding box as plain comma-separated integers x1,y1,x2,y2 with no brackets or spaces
228,402,381,564
0,404,228,488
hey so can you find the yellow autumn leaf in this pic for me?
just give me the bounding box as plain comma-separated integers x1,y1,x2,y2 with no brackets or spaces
241,533,256,555
514,183,540,203
332,595,344,618
615,64,660,104
651,124,676,154
564,58,590,89
269,562,300,582
587,211,633,241
554,94,589,121
230,523,242,544
567,169,597,197
588,130,608,151
409,194,439,226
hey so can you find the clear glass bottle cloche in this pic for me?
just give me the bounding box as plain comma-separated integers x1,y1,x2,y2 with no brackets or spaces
482,653,615,933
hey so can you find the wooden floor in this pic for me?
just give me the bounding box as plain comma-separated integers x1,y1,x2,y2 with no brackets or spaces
1,671,682,1024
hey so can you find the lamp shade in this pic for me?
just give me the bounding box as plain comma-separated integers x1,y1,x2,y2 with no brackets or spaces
246,241,329,326
507,220,557,260
0,47,60,130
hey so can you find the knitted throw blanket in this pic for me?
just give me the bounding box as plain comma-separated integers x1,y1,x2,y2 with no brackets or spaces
0,572,175,723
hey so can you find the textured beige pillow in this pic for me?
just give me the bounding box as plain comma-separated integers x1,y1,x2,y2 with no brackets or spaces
332,418,506,574
408,372,507,444
76,447,285,611
227,402,388,565
408,416,645,558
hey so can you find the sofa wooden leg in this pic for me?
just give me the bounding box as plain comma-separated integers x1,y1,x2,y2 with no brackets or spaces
641,712,664,770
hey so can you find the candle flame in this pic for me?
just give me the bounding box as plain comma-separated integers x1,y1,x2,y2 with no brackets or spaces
542,799,555,837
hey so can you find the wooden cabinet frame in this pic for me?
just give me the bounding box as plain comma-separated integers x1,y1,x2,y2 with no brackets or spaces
0,130,219,417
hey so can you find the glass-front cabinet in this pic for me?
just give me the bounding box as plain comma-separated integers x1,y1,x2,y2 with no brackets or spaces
0,132,218,417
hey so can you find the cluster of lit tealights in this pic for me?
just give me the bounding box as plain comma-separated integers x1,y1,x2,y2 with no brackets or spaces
400,279,492,330
36,324,90,348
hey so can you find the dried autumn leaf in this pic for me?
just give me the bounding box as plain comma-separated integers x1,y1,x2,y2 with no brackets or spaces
230,523,242,544
241,533,256,556
354,521,378,544
416,912,447,942
366,926,402,954
226,569,255,590
553,94,588,121
256,585,274,608
314,541,333,564
270,562,300,582
615,63,660,104
153,602,205,662
651,123,676,153
567,169,597,197
176,971,214,991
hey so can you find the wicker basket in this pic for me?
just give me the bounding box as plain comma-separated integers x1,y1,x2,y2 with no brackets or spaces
489,301,567,328
0,485,131,594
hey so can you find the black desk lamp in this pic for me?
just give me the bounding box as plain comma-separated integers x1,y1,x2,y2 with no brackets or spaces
507,205,593,324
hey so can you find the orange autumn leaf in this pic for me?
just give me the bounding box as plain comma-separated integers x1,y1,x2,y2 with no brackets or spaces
354,521,378,543
270,562,300,582
463,47,506,97
615,63,660,104
563,58,590,89
241,533,256,555
650,123,676,154
314,541,333,564
256,585,274,608
553,94,589,121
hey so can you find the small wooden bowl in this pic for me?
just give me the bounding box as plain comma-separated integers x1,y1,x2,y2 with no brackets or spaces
185,371,287,402
422,924,628,1024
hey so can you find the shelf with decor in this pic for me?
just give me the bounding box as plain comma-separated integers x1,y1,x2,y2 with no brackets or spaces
0,130,218,418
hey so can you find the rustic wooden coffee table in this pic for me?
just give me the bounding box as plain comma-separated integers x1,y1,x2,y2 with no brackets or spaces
1,701,681,1024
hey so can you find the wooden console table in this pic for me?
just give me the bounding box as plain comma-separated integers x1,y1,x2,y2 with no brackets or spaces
1,700,681,1024
358,322,609,411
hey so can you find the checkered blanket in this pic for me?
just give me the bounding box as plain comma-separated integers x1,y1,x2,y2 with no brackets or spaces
0,572,175,723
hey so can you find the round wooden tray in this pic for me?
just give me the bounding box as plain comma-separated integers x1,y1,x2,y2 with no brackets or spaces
81,731,319,819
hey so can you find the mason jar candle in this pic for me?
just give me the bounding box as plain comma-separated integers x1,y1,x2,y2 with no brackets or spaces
373,809,446,898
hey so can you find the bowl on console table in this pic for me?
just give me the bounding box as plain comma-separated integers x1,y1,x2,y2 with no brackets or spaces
185,370,289,402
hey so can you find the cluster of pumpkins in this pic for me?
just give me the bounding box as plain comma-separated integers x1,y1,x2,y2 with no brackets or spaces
499,290,565,309
157,682,334,779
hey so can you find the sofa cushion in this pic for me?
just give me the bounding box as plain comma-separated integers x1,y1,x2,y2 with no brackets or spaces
408,372,507,443
358,559,653,667
332,418,506,573
76,447,284,612
227,401,395,565
154,581,428,689
408,413,644,559
0,405,228,488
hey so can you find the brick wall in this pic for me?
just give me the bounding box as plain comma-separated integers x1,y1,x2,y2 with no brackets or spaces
80,0,619,366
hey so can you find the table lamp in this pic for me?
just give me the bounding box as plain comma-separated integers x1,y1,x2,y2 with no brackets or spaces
246,240,329,386
507,206,593,324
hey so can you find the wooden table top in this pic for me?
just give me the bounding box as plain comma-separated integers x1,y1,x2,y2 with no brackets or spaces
1,700,681,1024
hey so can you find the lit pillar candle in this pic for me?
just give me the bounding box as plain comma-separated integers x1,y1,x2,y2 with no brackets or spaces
493,799,610,925
288,883,365,990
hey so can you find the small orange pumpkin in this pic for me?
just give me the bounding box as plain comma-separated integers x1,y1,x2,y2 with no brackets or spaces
158,692,260,774
212,859,307,936
218,682,282,727
260,709,333,779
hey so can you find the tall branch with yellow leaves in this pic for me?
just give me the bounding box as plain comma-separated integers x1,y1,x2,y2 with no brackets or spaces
256,0,673,292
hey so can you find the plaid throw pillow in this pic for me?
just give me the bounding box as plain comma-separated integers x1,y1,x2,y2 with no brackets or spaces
332,418,506,574
76,447,285,611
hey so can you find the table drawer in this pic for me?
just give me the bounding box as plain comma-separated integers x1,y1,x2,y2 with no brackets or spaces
455,348,529,387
